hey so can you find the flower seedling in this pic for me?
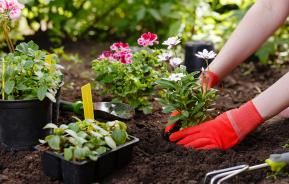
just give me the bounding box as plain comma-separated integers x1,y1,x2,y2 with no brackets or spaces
156,65,217,129
40,118,129,161
195,49,217,93
92,33,184,114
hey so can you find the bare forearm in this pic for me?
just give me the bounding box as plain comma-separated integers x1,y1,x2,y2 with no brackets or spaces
253,72,289,120
209,0,289,80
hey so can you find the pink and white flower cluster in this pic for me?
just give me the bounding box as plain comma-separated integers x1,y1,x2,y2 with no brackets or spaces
137,32,158,47
0,0,24,20
98,42,133,64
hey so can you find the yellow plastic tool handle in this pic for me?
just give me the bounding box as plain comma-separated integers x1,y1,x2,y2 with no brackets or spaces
81,83,94,120
265,152,289,172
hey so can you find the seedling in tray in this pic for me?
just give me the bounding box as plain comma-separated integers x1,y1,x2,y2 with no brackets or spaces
37,117,139,184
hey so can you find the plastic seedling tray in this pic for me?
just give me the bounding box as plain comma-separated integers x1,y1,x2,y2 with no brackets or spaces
35,135,139,184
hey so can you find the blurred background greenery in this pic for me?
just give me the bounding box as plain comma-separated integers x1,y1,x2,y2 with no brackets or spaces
2,0,289,64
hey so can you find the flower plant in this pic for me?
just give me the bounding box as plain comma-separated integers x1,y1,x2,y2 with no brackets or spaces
40,118,128,161
92,32,183,114
0,1,63,102
0,41,63,102
156,65,217,128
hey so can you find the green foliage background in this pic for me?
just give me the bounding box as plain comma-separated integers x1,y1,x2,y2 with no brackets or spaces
3,0,289,63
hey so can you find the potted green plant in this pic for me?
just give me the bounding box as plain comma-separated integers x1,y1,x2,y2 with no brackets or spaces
36,118,139,184
92,33,183,114
0,1,63,149
156,65,217,137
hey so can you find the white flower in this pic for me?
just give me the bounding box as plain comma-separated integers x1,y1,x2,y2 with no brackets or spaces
162,36,181,49
169,57,183,68
195,49,216,60
158,52,173,62
167,73,185,81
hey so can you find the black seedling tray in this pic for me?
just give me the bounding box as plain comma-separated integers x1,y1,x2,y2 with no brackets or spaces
35,135,139,184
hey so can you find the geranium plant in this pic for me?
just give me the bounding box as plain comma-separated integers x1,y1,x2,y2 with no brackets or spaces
0,1,63,102
92,33,183,114
0,41,63,101
40,118,128,161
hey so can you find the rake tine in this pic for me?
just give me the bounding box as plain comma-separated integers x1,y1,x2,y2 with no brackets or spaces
203,164,248,184
216,165,249,184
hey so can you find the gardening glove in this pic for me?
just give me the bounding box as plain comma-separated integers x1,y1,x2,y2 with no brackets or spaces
169,101,264,150
200,70,219,89
164,110,180,133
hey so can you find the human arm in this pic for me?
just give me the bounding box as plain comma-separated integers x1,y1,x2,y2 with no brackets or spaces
170,71,289,150
207,0,289,83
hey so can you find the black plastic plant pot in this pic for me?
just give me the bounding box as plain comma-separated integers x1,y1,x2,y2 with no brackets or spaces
37,135,139,184
52,88,61,123
184,41,215,77
0,98,52,150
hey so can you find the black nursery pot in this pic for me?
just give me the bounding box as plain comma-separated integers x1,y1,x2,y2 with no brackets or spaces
0,98,52,150
37,136,139,184
184,41,215,76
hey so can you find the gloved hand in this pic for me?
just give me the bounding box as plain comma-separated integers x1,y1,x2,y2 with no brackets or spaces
169,101,264,150
200,70,219,89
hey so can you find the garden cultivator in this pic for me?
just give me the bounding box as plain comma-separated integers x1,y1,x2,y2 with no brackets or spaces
204,152,289,184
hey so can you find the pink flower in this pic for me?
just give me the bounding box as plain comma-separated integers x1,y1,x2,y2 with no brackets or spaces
137,32,158,47
98,42,133,64
110,42,130,52
0,0,24,20
98,50,115,61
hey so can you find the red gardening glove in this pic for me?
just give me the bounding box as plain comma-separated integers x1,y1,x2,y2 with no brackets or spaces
200,70,219,88
169,101,264,150
164,110,180,133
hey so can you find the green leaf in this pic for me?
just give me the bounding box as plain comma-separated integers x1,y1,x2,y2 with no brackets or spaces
43,123,58,129
37,86,47,101
111,129,127,145
4,80,15,94
64,148,73,161
156,79,176,89
167,115,181,126
46,92,56,103
162,105,176,113
95,146,107,155
104,136,117,149
45,135,61,150
68,123,80,132
74,146,89,160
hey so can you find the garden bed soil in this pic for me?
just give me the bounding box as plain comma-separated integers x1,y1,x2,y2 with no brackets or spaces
1,41,289,183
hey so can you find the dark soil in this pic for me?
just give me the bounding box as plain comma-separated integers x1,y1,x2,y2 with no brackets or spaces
1,42,289,184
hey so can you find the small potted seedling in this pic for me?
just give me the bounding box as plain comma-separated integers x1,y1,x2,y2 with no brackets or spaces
36,84,139,184
0,1,63,150
156,49,218,138
92,33,183,114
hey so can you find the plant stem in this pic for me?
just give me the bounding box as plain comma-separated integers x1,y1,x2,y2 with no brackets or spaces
2,23,14,53
2,58,5,100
